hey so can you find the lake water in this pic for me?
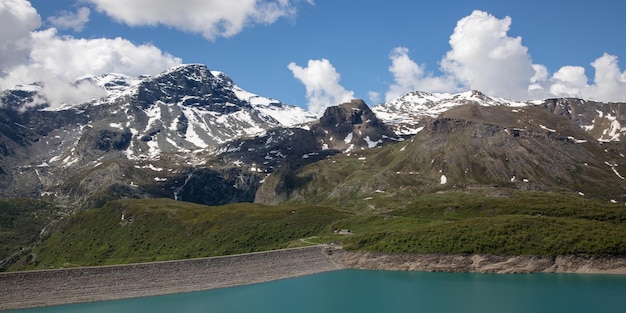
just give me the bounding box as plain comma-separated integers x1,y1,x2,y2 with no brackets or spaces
8,269,626,313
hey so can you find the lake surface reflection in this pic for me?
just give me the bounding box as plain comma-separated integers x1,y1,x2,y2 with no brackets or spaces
9,269,626,313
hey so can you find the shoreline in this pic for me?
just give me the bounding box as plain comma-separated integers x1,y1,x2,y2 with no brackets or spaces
334,251,626,274
2,248,626,310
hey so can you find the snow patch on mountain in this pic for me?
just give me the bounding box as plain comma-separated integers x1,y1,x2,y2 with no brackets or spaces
598,113,624,142
212,70,316,127
91,73,143,94
344,132,354,144
373,90,528,135
363,136,382,148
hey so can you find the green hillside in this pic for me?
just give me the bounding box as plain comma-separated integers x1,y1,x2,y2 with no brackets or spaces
10,189,626,271
0,198,68,271
334,191,626,255
12,199,348,270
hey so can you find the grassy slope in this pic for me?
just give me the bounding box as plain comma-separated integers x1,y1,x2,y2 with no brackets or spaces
0,199,67,270
335,191,626,255
14,189,626,271
15,198,348,270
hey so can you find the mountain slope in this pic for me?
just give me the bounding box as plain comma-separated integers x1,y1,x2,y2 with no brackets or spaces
256,103,626,206
372,90,527,135
2,62,626,209
0,64,319,205
372,90,626,145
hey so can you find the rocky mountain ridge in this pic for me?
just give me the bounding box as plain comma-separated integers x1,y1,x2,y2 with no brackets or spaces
372,90,626,144
1,63,626,208
0,64,318,205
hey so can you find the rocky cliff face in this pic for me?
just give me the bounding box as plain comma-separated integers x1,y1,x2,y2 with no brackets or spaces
539,98,626,143
312,99,398,152
204,99,399,205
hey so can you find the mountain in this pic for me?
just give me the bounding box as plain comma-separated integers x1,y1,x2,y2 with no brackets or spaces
372,90,626,144
0,64,315,205
256,103,626,206
4,63,626,271
2,63,626,209
537,98,626,143
371,90,526,135
77,64,316,156
195,99,400,205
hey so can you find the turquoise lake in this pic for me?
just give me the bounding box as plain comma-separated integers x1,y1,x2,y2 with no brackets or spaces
7,269,626,313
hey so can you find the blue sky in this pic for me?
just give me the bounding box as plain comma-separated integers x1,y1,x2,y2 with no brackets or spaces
2,0,625,114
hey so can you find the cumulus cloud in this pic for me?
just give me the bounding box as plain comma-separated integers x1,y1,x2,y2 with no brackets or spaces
548,66,588,97
287,59,354,116
439,10,537,100
1,28,182,108
27,28,181,80
0,0,41,72
86,0,313,40
545,54,626,101
585,53,626,101
47,7,90,32
385,47,456,102
0,0,181,109
382,10,626,103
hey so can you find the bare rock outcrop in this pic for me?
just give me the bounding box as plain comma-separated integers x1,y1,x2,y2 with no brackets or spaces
334,251,626,274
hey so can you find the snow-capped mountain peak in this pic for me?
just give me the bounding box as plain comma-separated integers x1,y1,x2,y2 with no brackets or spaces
0,64,317,165
91,73,143,94
372,90,528,135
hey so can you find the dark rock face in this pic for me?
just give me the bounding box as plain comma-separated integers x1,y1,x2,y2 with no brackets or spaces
0,108,87,148
207,101,403,205
214,127,328,169
133,64,249,113
0,87,45,111
90,129,132,151
312,99,397,151
174,168,261,206
538,98,626,142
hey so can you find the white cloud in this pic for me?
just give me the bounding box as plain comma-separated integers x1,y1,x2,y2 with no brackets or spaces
548,66,588,97
0,0,182,109
383,10,626,103
287,58,354,116
86,0,313,40
27,28,181,80
47,7,90,32
385,47,456,102
368,91,381,104
439,10,536,100
525,54,626,102
0,0,41,72
1,29,182,108
528,64,548,94
585,53,626,101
